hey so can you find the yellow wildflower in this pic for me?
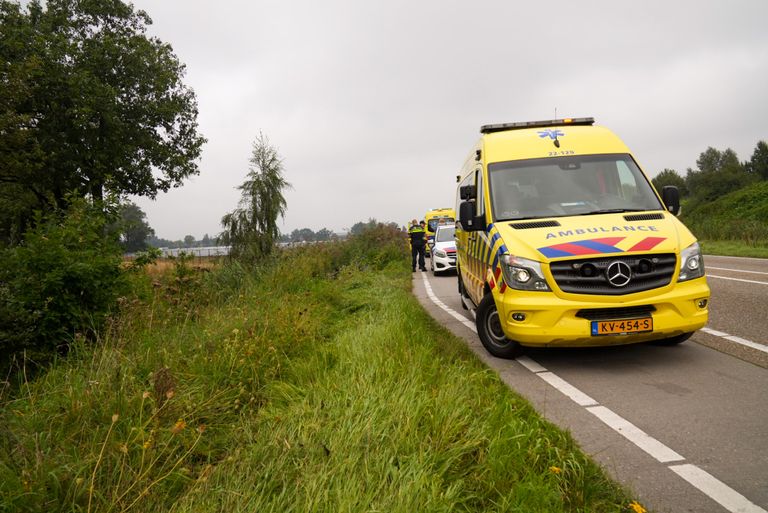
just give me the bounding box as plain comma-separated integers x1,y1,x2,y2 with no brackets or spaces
171,419,186,435
549,466,562,474
629,500,647,513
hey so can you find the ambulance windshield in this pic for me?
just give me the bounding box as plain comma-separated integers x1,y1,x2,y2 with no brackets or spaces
487,154,664,221
428,217,454,232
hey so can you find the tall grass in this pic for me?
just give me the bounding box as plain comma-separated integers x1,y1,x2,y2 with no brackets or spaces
0,225,639,512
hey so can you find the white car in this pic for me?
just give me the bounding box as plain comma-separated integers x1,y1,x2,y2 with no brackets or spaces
430,225,457,275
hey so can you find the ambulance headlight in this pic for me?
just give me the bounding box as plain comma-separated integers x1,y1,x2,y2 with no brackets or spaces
434,249,447,258
500,255,551,291
678,242,705,282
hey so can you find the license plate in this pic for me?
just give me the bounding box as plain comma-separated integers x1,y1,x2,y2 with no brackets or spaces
591,317,653,336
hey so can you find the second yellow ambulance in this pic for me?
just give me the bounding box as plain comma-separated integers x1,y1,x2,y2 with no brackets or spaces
424,207,455,255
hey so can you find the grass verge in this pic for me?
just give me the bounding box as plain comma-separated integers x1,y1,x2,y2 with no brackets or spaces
0,227,642,512
700,240,768,259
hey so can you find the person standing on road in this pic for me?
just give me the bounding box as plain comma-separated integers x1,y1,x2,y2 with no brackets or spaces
409,219,427,272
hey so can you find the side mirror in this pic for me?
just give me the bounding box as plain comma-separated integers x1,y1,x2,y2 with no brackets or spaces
459,201,484,231
661,186,680,216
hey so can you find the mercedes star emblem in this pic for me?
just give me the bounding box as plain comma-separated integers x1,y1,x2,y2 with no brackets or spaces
606,261,632,287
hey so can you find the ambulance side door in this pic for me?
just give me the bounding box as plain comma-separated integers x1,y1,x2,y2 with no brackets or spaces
457,166,486,304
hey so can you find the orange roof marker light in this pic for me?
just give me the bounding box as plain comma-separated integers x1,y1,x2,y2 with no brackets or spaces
480,117,594,134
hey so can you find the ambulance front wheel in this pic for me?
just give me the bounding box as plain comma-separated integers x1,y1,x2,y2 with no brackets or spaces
476,294,524,359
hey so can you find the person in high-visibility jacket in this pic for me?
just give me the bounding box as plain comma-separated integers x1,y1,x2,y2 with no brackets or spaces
409,219,427,272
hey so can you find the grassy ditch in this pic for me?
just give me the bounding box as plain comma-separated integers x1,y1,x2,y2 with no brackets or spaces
0,227,642,512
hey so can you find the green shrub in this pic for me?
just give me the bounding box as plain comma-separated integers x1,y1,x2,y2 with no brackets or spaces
0,198,125,364
345,222,409,269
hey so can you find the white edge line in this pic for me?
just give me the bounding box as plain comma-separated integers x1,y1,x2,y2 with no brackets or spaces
724,336,768,353
700,328,768,354
701,327,729,337
421,274,476,333
586,406,685,464
707,266,768,276
516,355,548,373
537,371,598,406
669,464,768,513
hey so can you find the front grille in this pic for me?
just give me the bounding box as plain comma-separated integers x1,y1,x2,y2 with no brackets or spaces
624,213,664,221
576,305,656,321
550,253,676,295
509,220,560,229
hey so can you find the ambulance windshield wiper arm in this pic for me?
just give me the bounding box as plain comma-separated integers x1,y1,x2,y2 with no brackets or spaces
579,209,646,216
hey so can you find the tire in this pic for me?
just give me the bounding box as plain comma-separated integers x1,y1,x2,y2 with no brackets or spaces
651,332,694,346
457,271,468,310
476,293,524,359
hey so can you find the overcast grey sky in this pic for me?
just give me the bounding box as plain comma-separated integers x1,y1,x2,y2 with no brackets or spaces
129,0,768,240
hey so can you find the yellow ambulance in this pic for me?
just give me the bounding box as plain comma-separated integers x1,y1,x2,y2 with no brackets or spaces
455,117,710,358
424,208,455,256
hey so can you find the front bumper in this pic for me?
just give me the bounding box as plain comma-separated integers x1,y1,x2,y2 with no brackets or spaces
433,253,457,272
496,278,710,347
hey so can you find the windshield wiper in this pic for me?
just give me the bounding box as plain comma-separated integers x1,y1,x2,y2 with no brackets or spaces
579,209,646,216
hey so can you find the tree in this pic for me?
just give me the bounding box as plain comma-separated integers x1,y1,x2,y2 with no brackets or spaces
746,141,768,180
315,228,334,241
652,169,688,197
685,147,753,203
220,133,291,261
290,228,315,242
0,0,205,228
350,219,378,236
117,201,154,253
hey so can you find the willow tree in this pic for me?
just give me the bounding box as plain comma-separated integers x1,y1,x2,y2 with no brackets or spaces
221,133,290,261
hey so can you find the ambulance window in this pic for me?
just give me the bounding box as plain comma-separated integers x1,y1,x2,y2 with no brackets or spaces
456,173,474,213
617,161,638,199
475,169,485,217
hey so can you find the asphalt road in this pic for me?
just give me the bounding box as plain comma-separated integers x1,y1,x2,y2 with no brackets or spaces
413,254,768,513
